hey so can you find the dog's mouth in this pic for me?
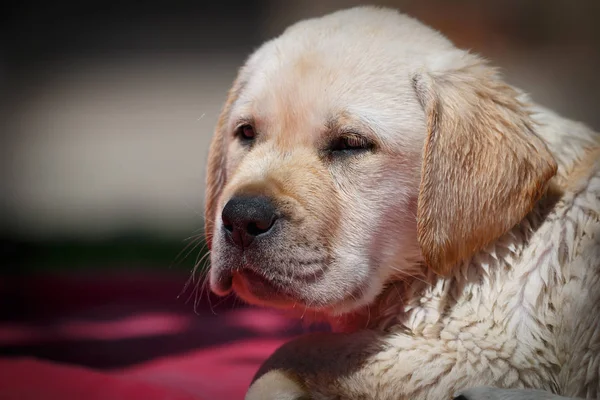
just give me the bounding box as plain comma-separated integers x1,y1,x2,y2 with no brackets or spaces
213,268,297,307
235,269,284,296
211,267,373,316
209,248,374,314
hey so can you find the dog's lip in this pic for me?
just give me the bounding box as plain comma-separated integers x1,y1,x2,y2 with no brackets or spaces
237,269,272,287
210,273,233,296
232,269,294,302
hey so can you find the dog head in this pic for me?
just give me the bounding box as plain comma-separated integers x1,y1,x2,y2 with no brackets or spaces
204,7,557,315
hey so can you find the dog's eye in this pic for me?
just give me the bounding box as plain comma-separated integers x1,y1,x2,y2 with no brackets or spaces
236,124,256,143
328,135,373,154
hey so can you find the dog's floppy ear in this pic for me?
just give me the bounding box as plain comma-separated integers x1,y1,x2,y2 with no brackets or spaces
412,60,557,275
204,75,244,249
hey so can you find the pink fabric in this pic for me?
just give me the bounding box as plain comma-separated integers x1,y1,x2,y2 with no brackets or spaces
121,339,285,399
0,358,202,400
0,273,304,400
0,338,286,400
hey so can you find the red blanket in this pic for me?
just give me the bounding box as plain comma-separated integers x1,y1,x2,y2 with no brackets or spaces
0,338,286,400
0,273,303,400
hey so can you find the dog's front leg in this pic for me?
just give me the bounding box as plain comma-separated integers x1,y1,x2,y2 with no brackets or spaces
246,329,480,400
246,330,561,400
246,330,384,400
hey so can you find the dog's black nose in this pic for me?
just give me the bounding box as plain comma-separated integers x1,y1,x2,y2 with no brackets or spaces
221,196,278,249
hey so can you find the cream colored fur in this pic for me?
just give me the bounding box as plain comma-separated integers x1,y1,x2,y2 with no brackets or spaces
204,6,600,400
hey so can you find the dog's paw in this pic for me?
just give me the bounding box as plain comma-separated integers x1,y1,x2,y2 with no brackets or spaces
245,370,311,400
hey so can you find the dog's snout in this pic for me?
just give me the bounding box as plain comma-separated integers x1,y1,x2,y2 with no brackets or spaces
221,196,278,249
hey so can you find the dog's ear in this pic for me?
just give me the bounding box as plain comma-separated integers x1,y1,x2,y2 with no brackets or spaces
412,60,557,275
204,75,244,249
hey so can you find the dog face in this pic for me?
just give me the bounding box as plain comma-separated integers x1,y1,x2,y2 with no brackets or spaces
205,7,557,315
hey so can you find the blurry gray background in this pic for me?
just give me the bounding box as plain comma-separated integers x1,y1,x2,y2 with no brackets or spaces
1,0,599,269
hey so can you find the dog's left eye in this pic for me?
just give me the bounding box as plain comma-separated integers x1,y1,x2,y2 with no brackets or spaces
235,124,256,144
328,135,373,154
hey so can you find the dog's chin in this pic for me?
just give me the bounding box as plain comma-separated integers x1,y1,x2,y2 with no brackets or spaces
230,272,382,318
210,254,383,317
231,270,297,309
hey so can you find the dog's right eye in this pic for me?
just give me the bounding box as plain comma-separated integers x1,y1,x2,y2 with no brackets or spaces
327,134,373,156
235,124,256,144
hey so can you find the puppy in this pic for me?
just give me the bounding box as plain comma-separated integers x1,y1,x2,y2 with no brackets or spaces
204,6,600,400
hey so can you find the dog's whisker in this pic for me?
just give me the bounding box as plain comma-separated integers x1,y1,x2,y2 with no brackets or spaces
189,274,204,315
211,292,235,311
182,198,204,218
388,265,430,286
300,303,309,320
172,237,204,273
177,246,206,298
183,250,211,300
198,261,214,315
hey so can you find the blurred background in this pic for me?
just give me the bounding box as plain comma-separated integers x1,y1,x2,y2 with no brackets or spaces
0,0,599,381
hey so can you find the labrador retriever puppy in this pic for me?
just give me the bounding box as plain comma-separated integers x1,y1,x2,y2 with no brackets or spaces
204,6,600,400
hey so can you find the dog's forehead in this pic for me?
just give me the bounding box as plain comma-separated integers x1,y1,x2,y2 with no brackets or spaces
228,7,460,147
245,55,354,145
233,47,410,146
